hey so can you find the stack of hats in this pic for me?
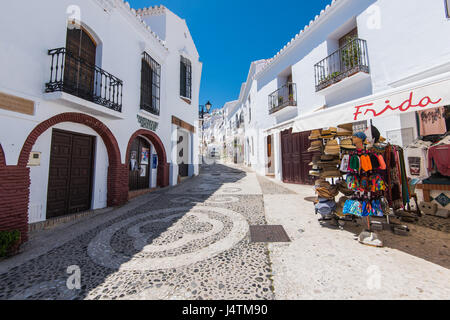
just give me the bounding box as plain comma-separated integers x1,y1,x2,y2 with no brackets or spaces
324,139,340,155
314,179,339,200
337,123,353,137
309,130,321,140
308,140,323,152
309,155,322,176
340,138,356,150
335,196,349,217
319,154,342,178
352,132,367,150
320,127,337,139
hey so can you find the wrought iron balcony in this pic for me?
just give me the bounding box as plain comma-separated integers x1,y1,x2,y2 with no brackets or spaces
314,38,370,92
268,82,297,114
45,48,123,112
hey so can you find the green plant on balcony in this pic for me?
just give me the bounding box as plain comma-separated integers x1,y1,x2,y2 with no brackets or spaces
0,230,21,258
341,36,361,70
288,93,294,102
278,95,284,105
318,71,342,85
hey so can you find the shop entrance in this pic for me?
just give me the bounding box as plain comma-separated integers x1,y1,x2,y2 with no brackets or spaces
281,129,316,185
128,136,151,191
47,129,95,219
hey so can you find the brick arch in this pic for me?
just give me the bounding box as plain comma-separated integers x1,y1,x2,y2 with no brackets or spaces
126,129,170,188
0,143,5,168
18,112,128,207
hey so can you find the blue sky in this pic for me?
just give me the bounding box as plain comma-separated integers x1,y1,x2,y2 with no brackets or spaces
129,0,332,110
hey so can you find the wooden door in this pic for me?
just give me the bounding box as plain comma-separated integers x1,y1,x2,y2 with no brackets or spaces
47,130,94,219
65,27,96,99
129,137,151,191
281,129,316,185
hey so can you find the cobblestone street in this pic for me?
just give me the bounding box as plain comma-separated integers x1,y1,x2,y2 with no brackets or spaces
0,164,274,300
0,163,449,300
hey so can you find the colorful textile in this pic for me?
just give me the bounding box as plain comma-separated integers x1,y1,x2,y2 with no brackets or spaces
427,144,450,177
418,107,447,136
343,200,362,216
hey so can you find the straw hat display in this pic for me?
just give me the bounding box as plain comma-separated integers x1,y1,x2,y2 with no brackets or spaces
352,136,364,149
320,168,343,178
340,138,356,150
324,139,340,155
335,196,349,217
314,179,339,199
320,127,337,139
308,140,323,152
309,154,321,166
336,126,353,137
309,130,321,140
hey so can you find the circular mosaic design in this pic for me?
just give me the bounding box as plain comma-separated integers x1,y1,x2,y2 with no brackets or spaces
170,196,240,205
87,206,249,271
222,187,242,193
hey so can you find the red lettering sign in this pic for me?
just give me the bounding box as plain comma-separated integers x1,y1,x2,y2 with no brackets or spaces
353,91,442,121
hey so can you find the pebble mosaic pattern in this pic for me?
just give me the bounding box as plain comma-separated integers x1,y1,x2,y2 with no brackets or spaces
0,164,274,300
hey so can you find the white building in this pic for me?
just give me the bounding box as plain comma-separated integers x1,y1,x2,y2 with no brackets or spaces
224,0,450,186
0,0,202,240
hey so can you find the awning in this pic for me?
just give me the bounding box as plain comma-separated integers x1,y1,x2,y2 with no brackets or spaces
292,71,450,133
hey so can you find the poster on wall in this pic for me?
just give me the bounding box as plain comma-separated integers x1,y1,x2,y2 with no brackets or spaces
130,151,138,171
140,165,147,177
141,148,149,165
152,154,158,169
408,157,421,176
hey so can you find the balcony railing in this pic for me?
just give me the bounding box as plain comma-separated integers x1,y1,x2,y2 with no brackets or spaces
314,38,369,92
268,82,297,114
45,48,123,112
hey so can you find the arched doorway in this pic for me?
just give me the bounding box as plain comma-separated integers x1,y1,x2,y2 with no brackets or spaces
18,113,127,207
128,136,152,191
0,143,5,168
126,130,169,189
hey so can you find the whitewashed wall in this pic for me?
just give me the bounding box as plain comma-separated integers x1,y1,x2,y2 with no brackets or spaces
0,0,202,222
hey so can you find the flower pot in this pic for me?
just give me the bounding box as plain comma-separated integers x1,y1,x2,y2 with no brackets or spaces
6,235,21,257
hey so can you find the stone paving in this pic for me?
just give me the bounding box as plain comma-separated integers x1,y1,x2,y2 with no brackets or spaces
1,162,449,300
0,164,274,300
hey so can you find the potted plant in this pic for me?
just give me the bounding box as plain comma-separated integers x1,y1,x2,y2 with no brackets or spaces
278,95,284,105
341,36,361,71
0,230,21,258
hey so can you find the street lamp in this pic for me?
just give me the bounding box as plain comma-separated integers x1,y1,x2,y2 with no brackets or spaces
199,101,212,162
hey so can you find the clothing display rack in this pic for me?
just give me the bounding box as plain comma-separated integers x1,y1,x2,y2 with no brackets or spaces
309,124,412,247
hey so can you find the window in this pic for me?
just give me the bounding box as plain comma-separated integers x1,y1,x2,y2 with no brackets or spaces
180,56,192,100
141,52,161,115
446,0,450,18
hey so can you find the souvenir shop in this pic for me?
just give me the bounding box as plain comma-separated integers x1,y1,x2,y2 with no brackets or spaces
292,73,450,247
307,123,413,247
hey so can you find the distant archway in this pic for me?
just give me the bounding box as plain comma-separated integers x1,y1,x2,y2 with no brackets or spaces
126,129,170,188
0,143,5,168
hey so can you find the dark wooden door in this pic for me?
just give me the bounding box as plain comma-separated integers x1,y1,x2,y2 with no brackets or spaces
47,130,95,219
129,137,151,191
65,27,96,99
281,129,316,185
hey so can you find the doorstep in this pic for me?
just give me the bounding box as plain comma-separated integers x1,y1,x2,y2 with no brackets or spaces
28,207,113,233
128,188,158,200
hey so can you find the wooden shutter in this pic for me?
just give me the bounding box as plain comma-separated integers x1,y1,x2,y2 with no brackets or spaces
141,58,153,111
64,27,96,99
180,58,187,98
339,27,358,48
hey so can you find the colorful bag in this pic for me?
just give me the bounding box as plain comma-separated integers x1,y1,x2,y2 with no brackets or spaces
346,174,359,191
343,200,363,216
372,199,384,217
